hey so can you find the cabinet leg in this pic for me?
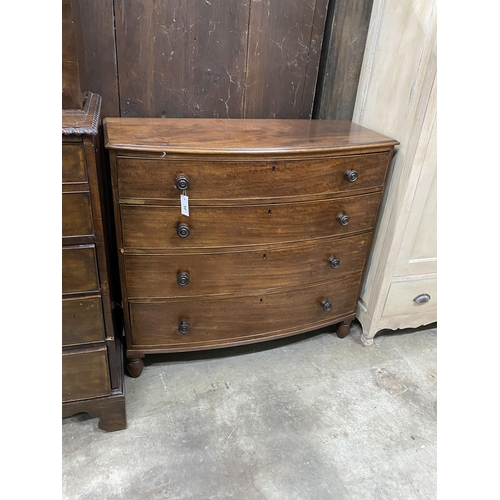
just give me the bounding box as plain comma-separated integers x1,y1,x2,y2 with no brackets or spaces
336,321,351,338
127,356,144,378
96,399,127,432
360,332,374,346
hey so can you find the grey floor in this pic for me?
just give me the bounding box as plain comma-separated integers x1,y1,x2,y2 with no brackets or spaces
62,321,437,500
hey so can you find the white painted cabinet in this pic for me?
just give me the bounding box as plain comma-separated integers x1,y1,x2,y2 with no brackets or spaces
353,0,437,344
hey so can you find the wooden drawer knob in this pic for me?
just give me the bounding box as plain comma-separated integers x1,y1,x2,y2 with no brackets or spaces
413,293,431,304
328,257,340,269
344,170,358,182
178,320,190,334
337,213,350,226
321,299,332,311
177,222,190,238
177,272,190,286
175,174,190,190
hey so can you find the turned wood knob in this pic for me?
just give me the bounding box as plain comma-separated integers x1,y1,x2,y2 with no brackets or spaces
344,170,358,182
328,257,340,269
178,320,190,334
177,222,190,238
337,213,350,226
321,299,332,311
413,293,431,304
177,271,190,286
175,174,190,190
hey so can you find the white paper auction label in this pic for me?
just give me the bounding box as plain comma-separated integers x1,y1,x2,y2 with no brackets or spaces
180,194,189,216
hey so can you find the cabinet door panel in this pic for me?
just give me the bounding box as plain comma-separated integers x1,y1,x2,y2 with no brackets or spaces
393,94,436,277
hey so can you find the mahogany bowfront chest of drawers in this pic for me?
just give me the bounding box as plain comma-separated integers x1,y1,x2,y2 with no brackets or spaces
62,92,126,430
104,118,398,377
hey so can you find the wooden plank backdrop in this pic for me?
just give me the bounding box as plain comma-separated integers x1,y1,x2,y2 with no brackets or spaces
63,0,84,109
67,0,374,120
314,0,375,120
71,0,121,117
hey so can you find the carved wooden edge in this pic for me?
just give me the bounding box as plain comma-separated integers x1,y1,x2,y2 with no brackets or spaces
358,311,437,347
62,91,102,136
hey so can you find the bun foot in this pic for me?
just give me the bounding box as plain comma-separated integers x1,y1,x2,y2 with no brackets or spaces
127,357,144,378
336,321,351,339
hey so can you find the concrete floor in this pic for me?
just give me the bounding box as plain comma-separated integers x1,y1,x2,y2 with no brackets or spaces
62,321,437,499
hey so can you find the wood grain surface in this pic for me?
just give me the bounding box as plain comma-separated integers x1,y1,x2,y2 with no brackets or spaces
104,118,398,154
71,0,120,117
62,347,111,402
62,295,106,346
115,152,390,204
62,192,93,238
119,193,382,250
243,0,329,118
315,0,375,119
124,233,371,298
62,245,99,294
128,274,361,350
62,144,87,184
62,0,84,109
114,0,250,118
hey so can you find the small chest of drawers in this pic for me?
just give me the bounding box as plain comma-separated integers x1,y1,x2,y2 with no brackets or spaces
62,93,126,430
104,118,398,377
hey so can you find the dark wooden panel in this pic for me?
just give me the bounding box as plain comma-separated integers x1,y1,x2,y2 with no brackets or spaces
62,296,106,346
62,347,111,401
114,0,249,118
125,233,371,298
244,0,329,118
314,0,374,119
71,0,120,117
62,245,99,294
62,192,93,238
62,0,84,109
119,193,382,250
128,274,361,350
62,144,87,184
116,152,390,203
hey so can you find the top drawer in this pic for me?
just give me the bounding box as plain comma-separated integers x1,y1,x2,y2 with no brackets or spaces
62,144,87,184
115,152,391,203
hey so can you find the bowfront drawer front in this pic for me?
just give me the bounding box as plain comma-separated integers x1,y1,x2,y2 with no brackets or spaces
128,273,362,350
125,233,372,298
62,144,87,184
382,278,437,318
116,152,391,203
62,347,111,402
62,295,106,346
62,245,99,294
120,193,381,250
62,191,93,238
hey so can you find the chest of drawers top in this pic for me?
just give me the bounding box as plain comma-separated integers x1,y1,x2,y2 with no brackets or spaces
104,118,398,156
